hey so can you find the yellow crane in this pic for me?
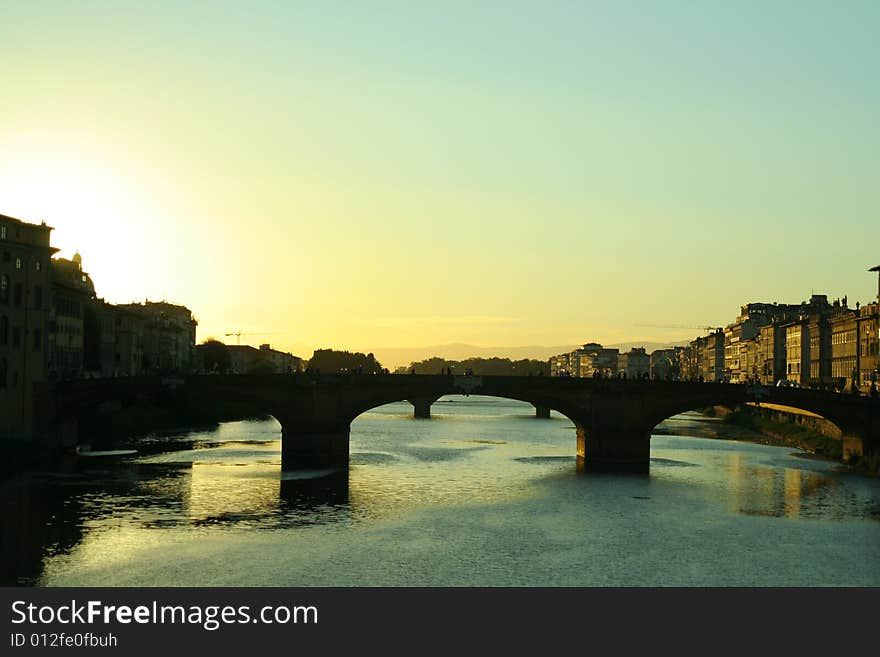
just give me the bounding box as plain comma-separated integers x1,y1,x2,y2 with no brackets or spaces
224,331,279,345
636,324,722,333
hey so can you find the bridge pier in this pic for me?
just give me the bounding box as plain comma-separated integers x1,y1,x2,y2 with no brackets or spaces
534,404,551,419
408,395,441,419
280,421,350,470
576,424,650,473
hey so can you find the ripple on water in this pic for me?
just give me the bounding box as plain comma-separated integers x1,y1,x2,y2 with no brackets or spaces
649,458,701,467
514,456,576,465
350,452,398,465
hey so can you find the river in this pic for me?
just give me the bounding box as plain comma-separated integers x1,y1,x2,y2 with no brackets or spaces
3,396,879,586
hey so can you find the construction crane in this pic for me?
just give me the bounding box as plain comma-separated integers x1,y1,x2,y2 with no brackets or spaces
224,331,280,345
636,324,723,334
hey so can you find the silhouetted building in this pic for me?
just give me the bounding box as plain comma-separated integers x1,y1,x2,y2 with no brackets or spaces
111,305,146,376
650,347,683,380
92,300,117,377
227,343,301,374
116,301,196,374
48,252,96,380
258,344,302,373
618,347,649,379
0,213,57,442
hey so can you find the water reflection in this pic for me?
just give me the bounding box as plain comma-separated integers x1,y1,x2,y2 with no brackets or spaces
280,470,349,505
719,451,850,519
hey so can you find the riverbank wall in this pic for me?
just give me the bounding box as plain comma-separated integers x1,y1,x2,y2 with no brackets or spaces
77,390,269,449
710,403,843,460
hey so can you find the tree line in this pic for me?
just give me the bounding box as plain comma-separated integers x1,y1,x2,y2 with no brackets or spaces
399,356,548,376
197,340,548,376
196,340,387,374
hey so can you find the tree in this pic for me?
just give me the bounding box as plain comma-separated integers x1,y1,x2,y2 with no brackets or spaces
308,349,384,374
197,338,231,372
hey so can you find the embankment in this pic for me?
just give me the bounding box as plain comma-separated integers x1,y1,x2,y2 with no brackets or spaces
713,404,843,460
78,389,269,448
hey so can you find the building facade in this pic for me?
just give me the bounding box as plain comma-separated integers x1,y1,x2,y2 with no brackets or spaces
650,347,683,380
856,302,878,393
549,343,619,377
0,214,57,441
48,253,96,380
116,301,197,374
618,347,649,379
757,324,787,385
830,307,859,391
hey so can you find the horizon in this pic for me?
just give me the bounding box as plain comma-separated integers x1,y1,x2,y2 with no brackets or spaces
2,2,878,359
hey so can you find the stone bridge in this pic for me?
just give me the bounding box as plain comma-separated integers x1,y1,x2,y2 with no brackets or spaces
36,374,880,472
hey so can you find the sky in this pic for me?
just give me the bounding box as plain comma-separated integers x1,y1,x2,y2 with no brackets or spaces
1,1,878,363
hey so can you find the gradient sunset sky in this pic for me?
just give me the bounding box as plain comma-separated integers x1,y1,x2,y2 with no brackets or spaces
2,1,878,361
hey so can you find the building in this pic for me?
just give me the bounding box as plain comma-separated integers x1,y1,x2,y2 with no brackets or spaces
757,323,787,385
650,347,683,380
571,343,603,377
47,252,96,380
777,295,832,386
858,266,880,394
723,302,807,383
739,336,760,383
829,303,859,391
618,347,649,379
685,330,724,381
549,343,618,377
116,301,197,374
593,348,619,377
549,352,571,377
226,344,301,374
111,304,146,376
678,344,697,380
258,344,302,373
784,319,809,385
856,301,878,394
0,213,57,442
807,314,832,387
92,300,118,377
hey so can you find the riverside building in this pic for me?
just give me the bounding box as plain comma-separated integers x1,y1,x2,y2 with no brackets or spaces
0,213,57,442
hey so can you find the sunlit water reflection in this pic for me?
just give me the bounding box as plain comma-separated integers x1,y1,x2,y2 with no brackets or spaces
3,397,879,586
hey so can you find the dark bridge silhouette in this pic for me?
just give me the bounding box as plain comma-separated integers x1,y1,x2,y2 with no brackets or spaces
38,374,880,473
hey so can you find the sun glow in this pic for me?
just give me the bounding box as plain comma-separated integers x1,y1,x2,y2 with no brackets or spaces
0,134,183,304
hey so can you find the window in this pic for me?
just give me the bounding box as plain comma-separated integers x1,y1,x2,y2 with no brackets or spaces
0,274,6,304
0,357,6,389
35,260,41,272
34,285,42,309
33,329,41,350
0,316,6,345
15,257,21,270
12,326,20,348
13,283,21,307
0,225,5,239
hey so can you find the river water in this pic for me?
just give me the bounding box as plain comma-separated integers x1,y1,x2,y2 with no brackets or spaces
3,396,879,586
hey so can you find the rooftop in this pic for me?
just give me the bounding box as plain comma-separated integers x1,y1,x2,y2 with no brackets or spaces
0,212,54,231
